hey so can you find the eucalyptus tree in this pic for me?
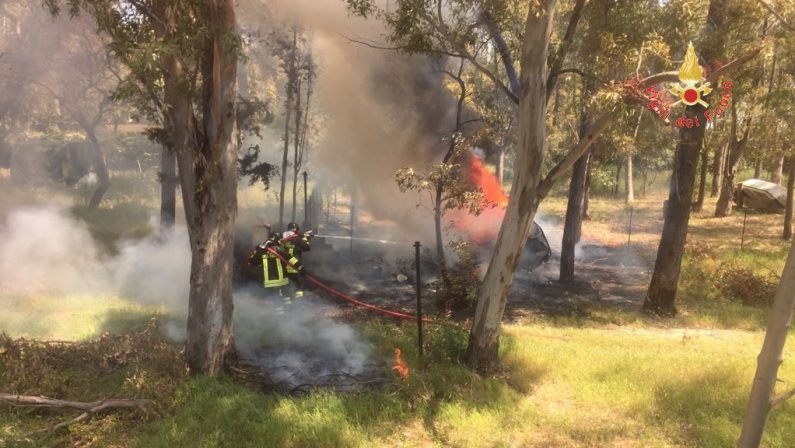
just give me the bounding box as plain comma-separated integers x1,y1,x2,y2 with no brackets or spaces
643,0,766,316
45,0,241,375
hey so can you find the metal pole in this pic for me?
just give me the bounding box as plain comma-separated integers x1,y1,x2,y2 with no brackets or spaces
302,171,308,228
414,241,423,358
741,208,748,250
627,205,634,245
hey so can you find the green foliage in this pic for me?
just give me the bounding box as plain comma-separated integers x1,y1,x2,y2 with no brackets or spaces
441,240,481,310
681,242,780,308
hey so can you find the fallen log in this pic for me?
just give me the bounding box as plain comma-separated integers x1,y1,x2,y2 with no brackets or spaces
0,393,151,437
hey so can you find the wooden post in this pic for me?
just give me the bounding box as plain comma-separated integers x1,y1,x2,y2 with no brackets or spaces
741,208,748,250
414,241,423,358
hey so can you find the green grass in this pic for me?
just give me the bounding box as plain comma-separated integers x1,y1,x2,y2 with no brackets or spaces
0,294,164,341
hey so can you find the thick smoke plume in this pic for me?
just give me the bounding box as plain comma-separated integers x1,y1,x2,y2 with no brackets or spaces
267,0,464,244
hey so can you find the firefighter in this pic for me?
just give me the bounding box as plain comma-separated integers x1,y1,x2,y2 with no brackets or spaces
247,231,304,301
281,222,312,299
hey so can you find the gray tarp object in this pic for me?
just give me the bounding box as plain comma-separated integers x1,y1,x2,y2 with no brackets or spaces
733,179,787,211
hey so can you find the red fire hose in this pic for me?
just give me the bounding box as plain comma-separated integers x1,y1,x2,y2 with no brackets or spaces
265,247,435,324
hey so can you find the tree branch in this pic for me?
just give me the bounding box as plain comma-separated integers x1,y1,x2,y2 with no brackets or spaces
552,68,589,79
481,11,519,97
537,47,761,200
770,387,795,407
758,0,795,32
0,393,151,412
537,109,615,200
546,0,586,102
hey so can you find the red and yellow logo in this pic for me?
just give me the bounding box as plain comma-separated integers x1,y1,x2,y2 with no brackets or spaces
669,42,712,107
645,42,733,129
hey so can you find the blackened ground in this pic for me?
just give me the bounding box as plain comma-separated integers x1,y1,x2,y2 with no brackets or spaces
235,222,653,325
507,242,653,319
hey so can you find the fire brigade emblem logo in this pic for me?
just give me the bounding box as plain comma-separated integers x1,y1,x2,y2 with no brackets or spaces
669,42,711,108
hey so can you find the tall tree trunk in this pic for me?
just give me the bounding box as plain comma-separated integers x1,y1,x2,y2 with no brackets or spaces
626,156,634,205
711,141,727,197
613,162,621,196
583,155,592,220
754,158,763,179
737,238,795,447
693,145,709,212
180,0,238,375
292,78,302,223
785,159,794,240
160,145,177,233
495,148,504,186
466,1,555,372
715,108,752,217
626,109,642,205
643,105,706,316
772,154,784,185
560,112,592,283
279,29,297,231
86,127,109,210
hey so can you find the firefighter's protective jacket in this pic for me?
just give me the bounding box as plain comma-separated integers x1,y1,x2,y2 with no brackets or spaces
247,240,303,288
280,231,311,274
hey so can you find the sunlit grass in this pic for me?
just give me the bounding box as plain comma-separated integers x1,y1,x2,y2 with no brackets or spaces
0,293,165,340
123,324,795,447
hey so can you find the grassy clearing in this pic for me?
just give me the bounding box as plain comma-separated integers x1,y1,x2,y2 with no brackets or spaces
0,293,162,341
2,173,795,446
4,322,795,447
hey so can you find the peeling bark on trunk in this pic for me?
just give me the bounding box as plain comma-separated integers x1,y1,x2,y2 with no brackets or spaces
181,0,238,375
785,160,794,240
643,105,706,316
710,142,727,197
466,1,556,373
738,238,795,447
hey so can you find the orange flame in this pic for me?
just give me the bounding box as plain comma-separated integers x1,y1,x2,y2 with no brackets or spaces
468,155,508,208
445,152,509,245
392,348,409,380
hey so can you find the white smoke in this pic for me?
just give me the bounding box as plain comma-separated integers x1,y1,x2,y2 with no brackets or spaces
0,205,111,295
0,205,190,309
0,204,376,383
234,287,374,388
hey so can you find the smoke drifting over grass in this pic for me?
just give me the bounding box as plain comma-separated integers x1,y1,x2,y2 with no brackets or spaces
234,288,375,389
0,205,190,312
0,205,376,382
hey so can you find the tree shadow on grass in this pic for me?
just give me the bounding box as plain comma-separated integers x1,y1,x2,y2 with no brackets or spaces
134,377,363,448
648,368,747,447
